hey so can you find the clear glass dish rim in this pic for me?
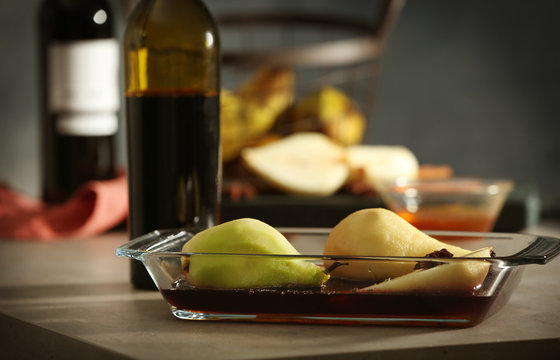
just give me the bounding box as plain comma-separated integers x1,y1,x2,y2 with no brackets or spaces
116,228,560,267
380,177,514,195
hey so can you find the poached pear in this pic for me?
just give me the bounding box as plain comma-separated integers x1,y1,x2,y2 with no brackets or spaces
182,218,329,289
323,208,473,281
361,247,493,293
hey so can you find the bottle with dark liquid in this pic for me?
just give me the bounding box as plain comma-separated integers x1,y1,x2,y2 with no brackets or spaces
124,0,221,289
38,0,119,203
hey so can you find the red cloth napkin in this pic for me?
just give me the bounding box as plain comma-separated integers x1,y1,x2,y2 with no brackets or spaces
0,175,128,240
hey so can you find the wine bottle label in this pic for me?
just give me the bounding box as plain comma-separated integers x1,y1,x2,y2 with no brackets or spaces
56,113,119,136
48,39,120,136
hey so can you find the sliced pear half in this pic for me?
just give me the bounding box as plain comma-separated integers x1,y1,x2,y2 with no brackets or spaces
345,145,419,191
361,247,493,293
242,132,349,196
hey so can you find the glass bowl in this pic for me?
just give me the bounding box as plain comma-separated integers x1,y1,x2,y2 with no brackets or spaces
378,178,514,232
116,227,559,327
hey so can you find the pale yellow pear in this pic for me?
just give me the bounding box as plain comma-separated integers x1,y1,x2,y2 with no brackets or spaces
323,208,472,281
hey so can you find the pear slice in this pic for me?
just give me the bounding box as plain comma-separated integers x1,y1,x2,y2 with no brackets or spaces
361,247,493,293
181,218,329,289
324,208,472,281
345,145,419,191
241,132,349,196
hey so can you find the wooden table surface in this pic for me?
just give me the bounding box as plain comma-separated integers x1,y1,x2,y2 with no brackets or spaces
1,222,559,359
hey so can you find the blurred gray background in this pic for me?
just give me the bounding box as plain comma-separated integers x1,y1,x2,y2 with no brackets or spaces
1,0,559,218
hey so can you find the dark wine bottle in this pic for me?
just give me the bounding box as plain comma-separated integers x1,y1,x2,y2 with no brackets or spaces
124,0,221,289
38,0,119,203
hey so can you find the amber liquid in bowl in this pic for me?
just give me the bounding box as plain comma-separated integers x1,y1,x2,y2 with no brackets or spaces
397,209,496,232
160,279,497,326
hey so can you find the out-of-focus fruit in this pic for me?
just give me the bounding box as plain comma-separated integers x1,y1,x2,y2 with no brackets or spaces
291,86,366,146
221,90,246,162
221,67,295,162
345,145,419,192
241,132,349,196
181,218,329,288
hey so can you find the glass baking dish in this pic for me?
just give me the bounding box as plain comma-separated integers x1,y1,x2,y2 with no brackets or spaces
116,228,560,327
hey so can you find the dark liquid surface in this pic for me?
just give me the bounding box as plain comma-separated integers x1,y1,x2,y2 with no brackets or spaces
161,283,496,326
126,92,220,288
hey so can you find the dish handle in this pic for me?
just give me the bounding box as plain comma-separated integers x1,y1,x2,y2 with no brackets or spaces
116,229,181,258
506,236,560,265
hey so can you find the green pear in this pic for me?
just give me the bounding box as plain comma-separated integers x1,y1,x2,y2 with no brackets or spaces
361,247,493,293
181,218,329,289
323,208,472,281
